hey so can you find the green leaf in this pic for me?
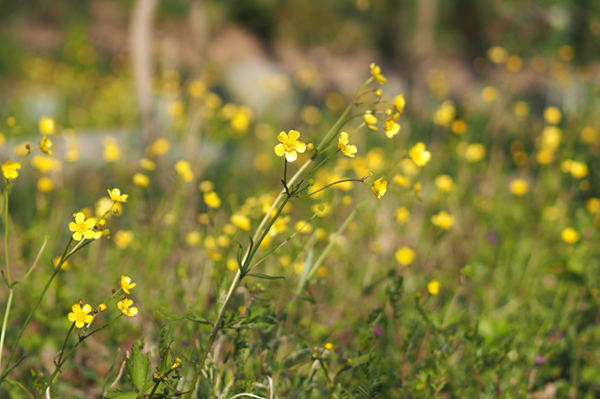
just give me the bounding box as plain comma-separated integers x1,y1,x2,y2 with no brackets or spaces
245,273,285,280
157,308,211,325
103,391,139,399
5,379,34,398
125,340,149,392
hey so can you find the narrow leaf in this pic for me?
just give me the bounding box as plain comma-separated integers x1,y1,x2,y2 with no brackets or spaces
245,273,285,281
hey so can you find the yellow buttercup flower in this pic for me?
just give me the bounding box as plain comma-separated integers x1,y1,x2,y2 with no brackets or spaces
370,63,387,84
395,207,410,224
586,198,600,214
204,191,221,208
432,100,455,127
372,177,387,199
117,298,139,318
37,177,54,192
409,142,431,166
67,303,94,328
39,135,52,154
569,161,588,179
338,132,357,158
120,275,137,294
561,227,579,244
325,342,334,351
395,246,415,265
231,213,251,230
431,210,454,230
133,173,150,187
451,120,467,135
434,175,454,192
98,303,107,312
363,112,379,131
108,188,128,203
510,179,529,196
175,160,193,182
394,94,406,114
543,106,562,125
2,159,21,180
39,117,55,135
114,230,134,249
274,130,306,162
68,212,97,241
427,280,440,295
464,143,486,163
384,114,400,138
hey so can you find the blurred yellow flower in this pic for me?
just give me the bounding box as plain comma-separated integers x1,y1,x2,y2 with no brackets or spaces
512,101,530,118
542,207,560,221
450,120,467,135
561,227,580,244
69,212,96,241
148,138,170,156
227,258,238,271
114,230,134,249
434,175,454,192
199,180,214,192
175,160,193,182
338,132,357,157
431,210,454,230
295,220,313,234
39,117,55,135
505,55,523,73
372,177,387,199
188,80,206,98
510,179,529,196
231,213,251,230
274,130,306,162
394,94,406,114
395,207,410,224
103,138,121,162
409,142,431,166
67,303,93,328
464,143,486,163
363,112,378,131
384,114,400,138
95,197,122,217
108,188,128,203
580,127,597,144
186,231,201,246
395,246,415,265
427,280,440,295
586,198,600,214
536,150,553,165
120,275,137,294
117,298,138,318
488,46,508,64
481,86,498,102
204,191,221,208
39,135,52,154
294,261,305,275
543,106,562,125
324,342,334,350
133,173,150,187
370,63,387,84
37,176,53,192
2,159,21,180
54,256,69,271
432,100,455,127
140,158,156,171
569,162,588,179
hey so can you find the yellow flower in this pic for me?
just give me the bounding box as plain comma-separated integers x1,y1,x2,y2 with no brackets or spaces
37,177,54,192
117,298,138,318
569,161,588,179
140,158,156,171
175,160,193,182
413,181,423,202
325,342,334,351
395,246,415,266
586,198,600,214
434,175,454,192
114,230,134,249
427,280,440,295
274,130,306,162
432,100,455,127
68,303,94,328
133,173,150,187
394,94,406,114
481,86,498,102
338,132,357,157
103,137,121,162
148,138,170,156
363,112,378,131
108,188,128,203
231,213,251,230
2,159,21,180
69,212,97,241
98,303,107,312
384,114,400,138
372,177,387,199
39,135,52,154
395,207,410,224
464,143,486,163
370,63,387,84
54,256,69,271
120,275,137,294
204,191,221,208
510,179,529,196
561,227,579,243
431,210,454,230
409,142,431,166
580,127,597,144
450,120,467,135
39,117,55,135
543,106,562,125
186,231,201,246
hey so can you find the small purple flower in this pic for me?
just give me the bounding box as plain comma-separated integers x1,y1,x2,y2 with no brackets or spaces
485,231,499,246
534,355,548,366
373,326,382,337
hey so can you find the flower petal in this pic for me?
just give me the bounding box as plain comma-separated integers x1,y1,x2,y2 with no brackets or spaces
274,144,286,157
68,222,77,232
85,218,96,228
276,132,288,143
72,304,82,313
288,130,300,141
82,304,92,314
68,313,77,322
294,141,306,153
84,315,94,323
75,212,85,223
285,151,297,162
83,230,95,239
73,232,83,241
75,320,84,328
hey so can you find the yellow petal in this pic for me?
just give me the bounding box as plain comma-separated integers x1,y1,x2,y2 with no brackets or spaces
75,320,84,328
288,130,300,141
83,230,95,239
277,132,288,142
75,212,85,223
274,144,286,157
68,313,77,322
69,222,77,232
285,151,297,162
82,304,92,313
295,141,306,153
72,304,82,313
85,218,96,228
84,315,94,323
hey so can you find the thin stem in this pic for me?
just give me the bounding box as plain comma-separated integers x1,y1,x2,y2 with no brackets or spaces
0,182,10,370
56,323,75,366
297,177,369,198
21,237,49,282
441,286,462,330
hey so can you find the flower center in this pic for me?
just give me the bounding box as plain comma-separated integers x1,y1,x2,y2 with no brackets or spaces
76,222,88,234
283,140,296,152
75,311,87,322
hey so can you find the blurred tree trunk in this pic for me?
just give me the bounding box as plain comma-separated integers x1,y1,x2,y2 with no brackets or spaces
411,0,437,119
129,0,157,145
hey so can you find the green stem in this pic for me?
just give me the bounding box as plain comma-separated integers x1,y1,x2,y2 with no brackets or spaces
0,182,10,370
